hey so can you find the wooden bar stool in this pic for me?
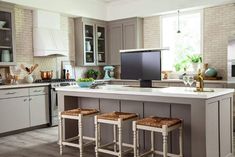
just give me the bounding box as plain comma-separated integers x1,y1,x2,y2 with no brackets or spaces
59,108,99,156
94,111,138,157
133,116,183,157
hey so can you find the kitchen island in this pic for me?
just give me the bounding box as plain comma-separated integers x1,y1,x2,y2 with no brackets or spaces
56,85,234,157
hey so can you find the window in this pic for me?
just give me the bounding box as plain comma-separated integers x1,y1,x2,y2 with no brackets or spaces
161,10,202,71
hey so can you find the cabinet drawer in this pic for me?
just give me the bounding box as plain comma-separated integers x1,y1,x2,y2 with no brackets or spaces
30,87,48,96
0,88,29,99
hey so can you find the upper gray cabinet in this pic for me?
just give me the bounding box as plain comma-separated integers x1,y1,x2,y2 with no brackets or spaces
0,3,16,66
74,17,107,66
108,17,143,65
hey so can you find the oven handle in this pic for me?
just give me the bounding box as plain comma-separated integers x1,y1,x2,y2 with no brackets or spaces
51,88,58,107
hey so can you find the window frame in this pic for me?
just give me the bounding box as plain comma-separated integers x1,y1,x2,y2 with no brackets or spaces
160,9,204,72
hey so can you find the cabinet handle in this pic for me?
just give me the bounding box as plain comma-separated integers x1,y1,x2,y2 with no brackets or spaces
33,90,42,92
6,92,16,95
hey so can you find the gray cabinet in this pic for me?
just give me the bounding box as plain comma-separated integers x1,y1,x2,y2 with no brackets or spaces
0,97,30,133
29,95,49,127
108,17,143,65
0,2,16,66
0,86,49,134
74,17,107,66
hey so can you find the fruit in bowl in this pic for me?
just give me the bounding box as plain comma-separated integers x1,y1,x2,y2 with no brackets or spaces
77,78,94,88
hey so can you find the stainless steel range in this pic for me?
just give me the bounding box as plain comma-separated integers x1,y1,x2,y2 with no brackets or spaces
34,79,77,126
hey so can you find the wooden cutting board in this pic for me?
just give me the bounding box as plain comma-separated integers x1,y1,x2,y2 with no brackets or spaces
204,76,223,80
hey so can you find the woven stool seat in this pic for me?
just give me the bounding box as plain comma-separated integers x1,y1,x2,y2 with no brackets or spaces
97,111,138,121
61,108,99,116
136,116,181,128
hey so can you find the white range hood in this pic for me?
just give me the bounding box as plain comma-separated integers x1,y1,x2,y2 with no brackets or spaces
33,10,68,56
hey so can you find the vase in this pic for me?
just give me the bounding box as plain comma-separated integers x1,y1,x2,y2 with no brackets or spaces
24,74,36,83
192,63,199,72
86,41,91,51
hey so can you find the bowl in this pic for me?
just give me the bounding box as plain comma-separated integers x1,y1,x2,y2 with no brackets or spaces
78,81,93,88
0,21,6,28
205,68,217,77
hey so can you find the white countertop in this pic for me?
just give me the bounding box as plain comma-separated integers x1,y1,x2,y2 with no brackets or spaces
0,83,50,89
56,85,234,99
110,79,228,84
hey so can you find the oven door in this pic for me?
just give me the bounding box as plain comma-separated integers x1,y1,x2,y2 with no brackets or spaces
50,88,59,126
228,60,235,83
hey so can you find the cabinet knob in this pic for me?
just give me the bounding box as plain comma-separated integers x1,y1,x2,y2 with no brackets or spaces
29,98,32,101
24,99,27,102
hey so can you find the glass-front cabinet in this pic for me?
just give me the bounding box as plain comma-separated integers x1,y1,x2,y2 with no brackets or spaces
75,18,107,66
0,5,15,66
96,25,106,65
84,24,95,65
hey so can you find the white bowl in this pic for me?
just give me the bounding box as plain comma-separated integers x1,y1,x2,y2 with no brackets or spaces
0,21,6,28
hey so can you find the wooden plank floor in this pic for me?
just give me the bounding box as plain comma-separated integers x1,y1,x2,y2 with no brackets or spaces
0,127,122,157
0,127,234,157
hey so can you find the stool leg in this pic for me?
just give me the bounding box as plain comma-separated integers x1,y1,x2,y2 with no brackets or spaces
79,114,83,157
118,119,122,157
162,125,168,157
151,131,155,157
179,125,183,157
94,116,99,157
59,112,63,155
113,124,117,152
133,121,137,157
136,129,140,156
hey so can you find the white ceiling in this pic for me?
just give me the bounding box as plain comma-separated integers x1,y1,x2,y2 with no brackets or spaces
2,0,235,20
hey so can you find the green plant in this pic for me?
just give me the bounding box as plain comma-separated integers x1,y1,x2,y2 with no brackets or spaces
77,78,94,82
86,69,100,77
187,54,202,63
174,59,190,72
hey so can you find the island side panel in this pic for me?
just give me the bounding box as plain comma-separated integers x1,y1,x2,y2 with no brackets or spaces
171,103,191,157
191,100,206,157
206,101,219,157
120,100,144,149
219,97,233,157
143,102,171,151
99,99,120,144
58,94,80,139
79,98,99,138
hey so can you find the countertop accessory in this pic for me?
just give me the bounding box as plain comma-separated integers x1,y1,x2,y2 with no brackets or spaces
20,64,38,75
205,68,217,77
103,66,115,80
77,78,94,88
62,60,75,79
0,21,6,28
40,70,53,80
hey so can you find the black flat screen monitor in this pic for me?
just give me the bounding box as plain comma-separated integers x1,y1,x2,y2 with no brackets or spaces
121,50,161,87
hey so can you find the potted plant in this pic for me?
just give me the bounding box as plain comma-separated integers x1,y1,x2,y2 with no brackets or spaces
86,69,100,79
187,54,202,72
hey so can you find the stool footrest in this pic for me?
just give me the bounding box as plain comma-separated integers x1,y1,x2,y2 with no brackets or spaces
154,150,182,157
98,148,119,156
139,150,153,157
62,142,80,148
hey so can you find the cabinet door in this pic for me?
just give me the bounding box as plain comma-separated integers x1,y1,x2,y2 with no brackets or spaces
0,97,30,133
30,95,49,127
108,23,123,65
96,25,107,65
84,23,96,66
122,20,137,49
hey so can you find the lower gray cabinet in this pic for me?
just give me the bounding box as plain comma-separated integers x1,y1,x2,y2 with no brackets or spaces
30,94,49,127
0,97,30,133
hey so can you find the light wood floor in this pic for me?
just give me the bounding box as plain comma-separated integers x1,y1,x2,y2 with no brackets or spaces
0,127,234,157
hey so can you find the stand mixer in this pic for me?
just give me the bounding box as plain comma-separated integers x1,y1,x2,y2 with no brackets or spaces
103,66,115,80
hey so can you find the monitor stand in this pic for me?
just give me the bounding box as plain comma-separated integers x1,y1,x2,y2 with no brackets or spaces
140,80,152,88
